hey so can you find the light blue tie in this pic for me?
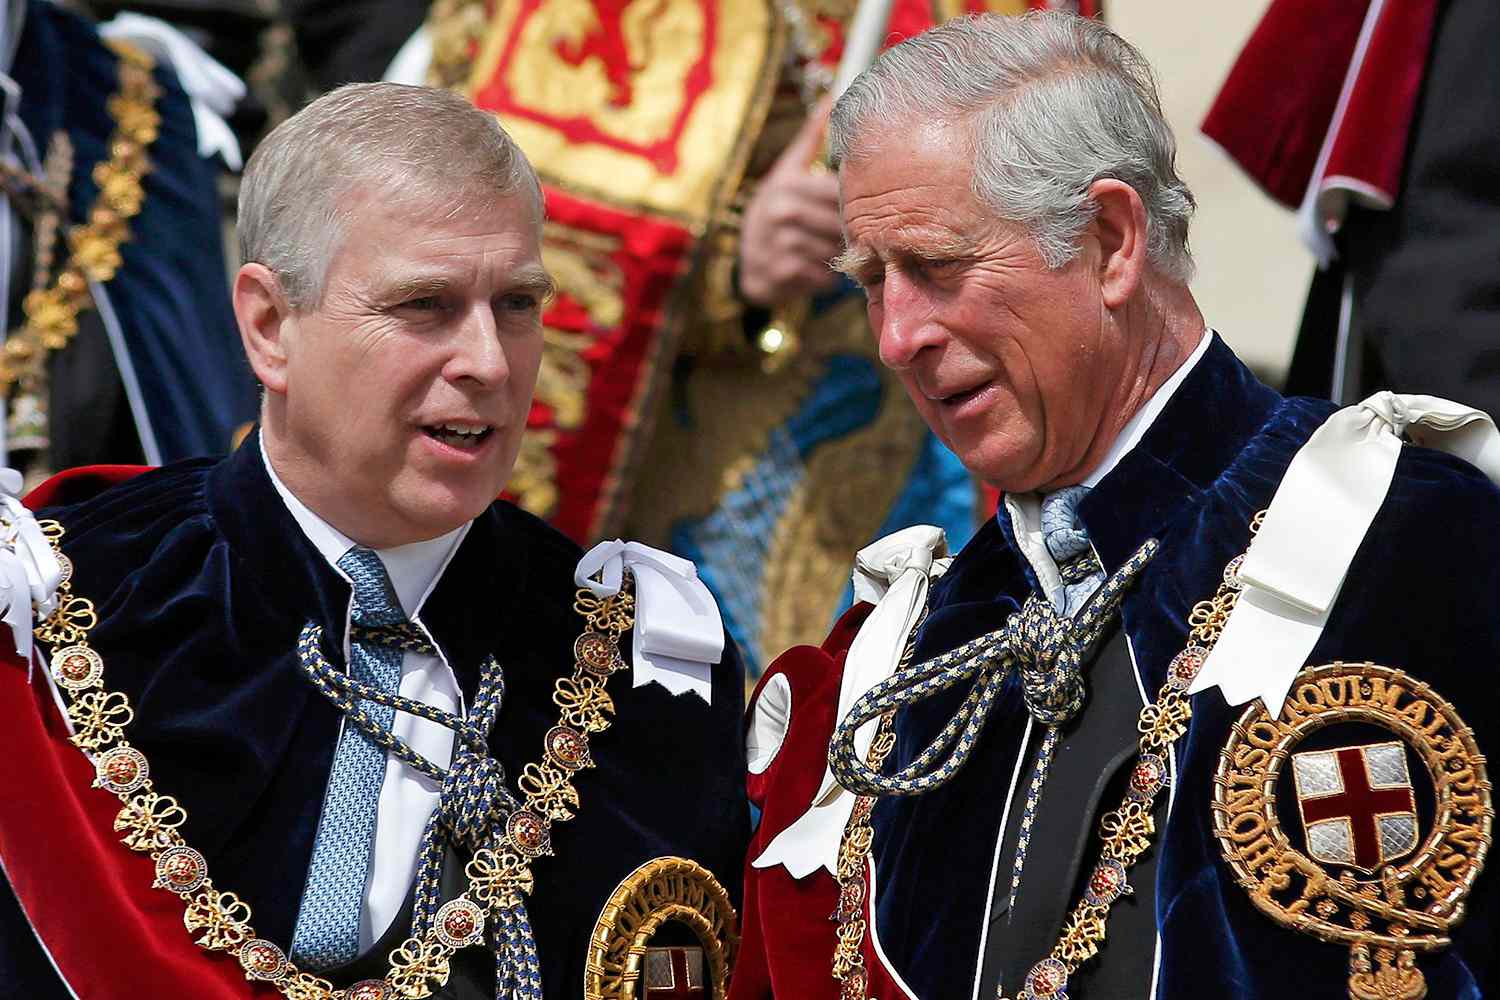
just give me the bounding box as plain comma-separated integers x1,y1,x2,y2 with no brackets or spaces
1040,485,1104,617
290,546,407,969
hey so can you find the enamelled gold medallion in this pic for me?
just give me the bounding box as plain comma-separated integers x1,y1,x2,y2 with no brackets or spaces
585,857,738,1000
1214,662,1492,1000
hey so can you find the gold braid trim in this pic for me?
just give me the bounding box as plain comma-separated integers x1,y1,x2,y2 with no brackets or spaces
37,517,638,1000
585,856,739,999
0,40,159,393
829,612,923,999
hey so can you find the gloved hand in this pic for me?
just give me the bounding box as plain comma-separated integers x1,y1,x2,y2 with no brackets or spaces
0,468,63,662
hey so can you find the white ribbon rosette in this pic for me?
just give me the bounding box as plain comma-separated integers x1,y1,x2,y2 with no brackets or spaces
574,540,724,703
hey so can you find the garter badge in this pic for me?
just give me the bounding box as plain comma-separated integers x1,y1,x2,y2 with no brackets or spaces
584,857,738,1000
1214,663,1493,1000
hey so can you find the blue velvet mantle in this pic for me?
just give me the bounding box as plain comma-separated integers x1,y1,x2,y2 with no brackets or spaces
10,1,257,461
0,435,749,995
868,335,1499,998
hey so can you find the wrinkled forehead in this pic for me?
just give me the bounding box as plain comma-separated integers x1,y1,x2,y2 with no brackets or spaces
837,118,976,212
838,134,983,250
327,185,544,270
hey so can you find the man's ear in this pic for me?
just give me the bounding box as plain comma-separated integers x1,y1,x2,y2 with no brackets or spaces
234,263,293,394
1085,178,1148,310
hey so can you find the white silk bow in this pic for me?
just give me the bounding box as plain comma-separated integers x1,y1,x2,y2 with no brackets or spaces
575,540,723,703
1190,392,1500,715
753,525,950,878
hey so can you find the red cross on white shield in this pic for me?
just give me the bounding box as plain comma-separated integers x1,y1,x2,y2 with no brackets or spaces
1291,741,1419,873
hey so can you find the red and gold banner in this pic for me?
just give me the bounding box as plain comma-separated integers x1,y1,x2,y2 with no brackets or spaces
444,0,783,541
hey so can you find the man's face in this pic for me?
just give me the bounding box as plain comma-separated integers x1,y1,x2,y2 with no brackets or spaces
839,121,1123,494
273,190,549,546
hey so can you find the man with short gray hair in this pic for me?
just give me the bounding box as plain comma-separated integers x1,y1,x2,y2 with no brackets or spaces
0,82,748,999
735,13,1498,1000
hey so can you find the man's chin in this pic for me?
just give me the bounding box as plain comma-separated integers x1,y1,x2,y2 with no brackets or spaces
960,449,1049,496
388,480,504,543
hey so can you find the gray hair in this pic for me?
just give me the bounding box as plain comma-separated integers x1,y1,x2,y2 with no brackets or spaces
238,82,545,308
830,12,1195,282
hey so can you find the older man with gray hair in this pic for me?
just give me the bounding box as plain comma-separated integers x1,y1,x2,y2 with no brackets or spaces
734,12,1498,1000
0,83,748,1000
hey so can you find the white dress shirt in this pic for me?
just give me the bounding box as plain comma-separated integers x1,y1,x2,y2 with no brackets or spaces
1003,328,1213,594
262,439,470,948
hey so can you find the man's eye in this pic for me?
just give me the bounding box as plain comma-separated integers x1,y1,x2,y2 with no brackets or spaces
918,257,963,276
401,295,444,312
499,292,542,314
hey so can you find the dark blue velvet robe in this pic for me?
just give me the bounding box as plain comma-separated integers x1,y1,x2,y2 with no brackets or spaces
868,336,1498,998
0,435,749,995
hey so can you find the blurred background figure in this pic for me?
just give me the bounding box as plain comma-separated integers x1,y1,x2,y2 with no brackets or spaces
1,0,256,487
1205,0,1500,412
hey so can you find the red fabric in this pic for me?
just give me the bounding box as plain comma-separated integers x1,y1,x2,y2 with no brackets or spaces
1319,0,1439,209
731,603,911,1000
510,191,694,541
23,464,151,510
0,652,262,998
1202,0,1371,209
1202,0,1437,214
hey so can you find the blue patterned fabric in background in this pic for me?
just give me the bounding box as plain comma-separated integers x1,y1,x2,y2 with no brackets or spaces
674,352,976,676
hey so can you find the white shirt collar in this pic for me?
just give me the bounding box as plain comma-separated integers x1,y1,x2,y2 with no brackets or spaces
259,435,469,617
1081,327,1212,488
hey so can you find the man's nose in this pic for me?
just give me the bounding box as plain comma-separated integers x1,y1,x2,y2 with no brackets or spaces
875,272,944,370
445,303,510,385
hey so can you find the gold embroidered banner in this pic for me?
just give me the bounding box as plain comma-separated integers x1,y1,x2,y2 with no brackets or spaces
455,0,784,540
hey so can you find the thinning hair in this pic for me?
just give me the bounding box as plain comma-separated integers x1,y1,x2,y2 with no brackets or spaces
238,82,545,309
830,11,1196,282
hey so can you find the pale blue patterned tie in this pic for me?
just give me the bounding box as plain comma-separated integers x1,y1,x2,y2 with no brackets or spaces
290,546,407,969
1040,485,1104,617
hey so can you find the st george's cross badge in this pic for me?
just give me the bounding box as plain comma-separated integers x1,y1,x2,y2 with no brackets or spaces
585,856,737,999
1215,662,1492,1000
1291,741,1419,873
643,946,706,999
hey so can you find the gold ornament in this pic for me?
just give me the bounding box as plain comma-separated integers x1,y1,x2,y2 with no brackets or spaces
183,888,254,952
1214,662,1493,1000
4,40,158,408
585,856,738,999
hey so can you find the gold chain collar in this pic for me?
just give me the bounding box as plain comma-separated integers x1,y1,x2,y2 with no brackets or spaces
36,516,637,1000
830,512,1266,1000
0,40,159,395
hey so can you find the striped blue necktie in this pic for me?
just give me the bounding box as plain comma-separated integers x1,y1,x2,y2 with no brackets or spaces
290,546,407,969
